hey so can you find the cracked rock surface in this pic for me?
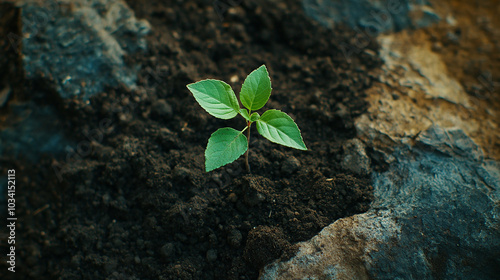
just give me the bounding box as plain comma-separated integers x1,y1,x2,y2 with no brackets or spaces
261,0,500,279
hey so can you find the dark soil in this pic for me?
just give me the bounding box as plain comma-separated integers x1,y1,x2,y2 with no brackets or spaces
1,0,381,279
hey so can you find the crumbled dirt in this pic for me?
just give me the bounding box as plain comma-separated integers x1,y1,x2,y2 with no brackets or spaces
2,0,381,279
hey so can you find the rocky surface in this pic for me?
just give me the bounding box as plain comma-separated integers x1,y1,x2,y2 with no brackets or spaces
341,138,371,176
0,0,150,161
302,0,440,33
357,31,499,160
261,0,500,279
261,125,500,279
19,0,150,99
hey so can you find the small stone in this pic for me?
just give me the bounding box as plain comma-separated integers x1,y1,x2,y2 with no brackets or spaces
134,256,141,264
341,139,371,176
281,156,301,175
227,229,243,248
206,249,217,262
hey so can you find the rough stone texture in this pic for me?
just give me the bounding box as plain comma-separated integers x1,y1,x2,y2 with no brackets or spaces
341,138,371,176
0,0,150,161
262,1,500,279
18,0,150,99
356,31,499,160
261,126,500,279
302,0,440,33
0,101,70,161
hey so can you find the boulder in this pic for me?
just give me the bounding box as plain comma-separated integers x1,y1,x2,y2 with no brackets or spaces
261,2,499,279
261,126,500,279
18,0,150,99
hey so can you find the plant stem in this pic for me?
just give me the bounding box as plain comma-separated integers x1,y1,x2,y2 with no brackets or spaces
244,120,251,173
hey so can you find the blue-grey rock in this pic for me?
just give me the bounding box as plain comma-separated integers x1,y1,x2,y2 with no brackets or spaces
261,126,500,279
0,0,151,162
341,138,371,176
368,126,500,279
302,0,440,34
19,0,150,99
0,101,72,161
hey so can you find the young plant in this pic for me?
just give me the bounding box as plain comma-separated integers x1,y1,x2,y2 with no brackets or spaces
187,65,307,172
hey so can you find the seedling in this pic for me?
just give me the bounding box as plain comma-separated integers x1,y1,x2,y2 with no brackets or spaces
187,65,307,172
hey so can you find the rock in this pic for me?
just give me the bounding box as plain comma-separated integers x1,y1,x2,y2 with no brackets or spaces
302,0,440,33
261,126,500,279
0,4,71,163
0,102,72,161
408,4,441,29
281,156,301,175
17,0,150,99
265,25,499,278
356,31,499,160
341,138,371,176
0,0,151,163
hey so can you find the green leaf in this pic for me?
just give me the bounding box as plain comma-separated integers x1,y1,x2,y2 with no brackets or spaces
205,127,248,172
239,108,250,121
240,65,272,111
256,110,307,150
187,79,240,119
250,112,260,122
